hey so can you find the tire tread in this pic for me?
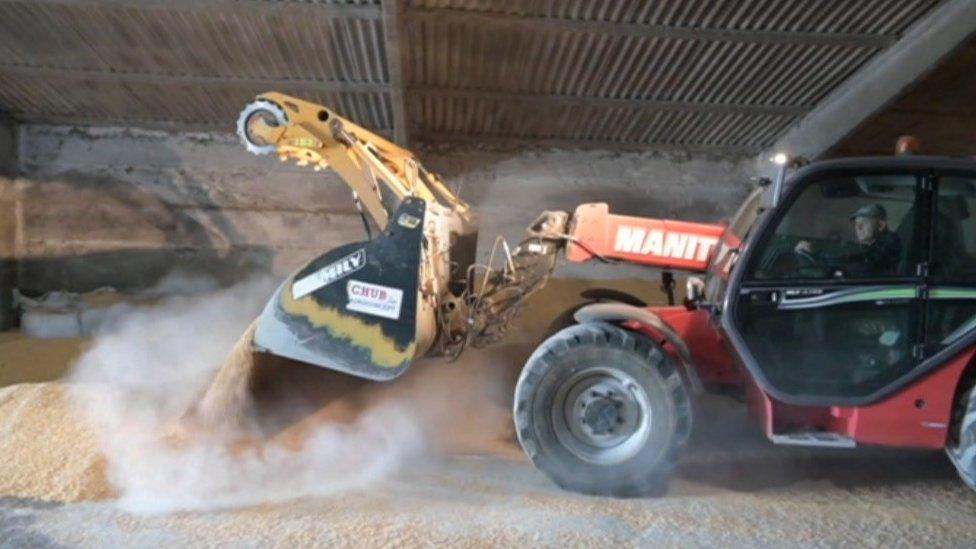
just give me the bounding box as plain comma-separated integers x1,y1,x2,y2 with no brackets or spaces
950,384,976,490
514,322,692,497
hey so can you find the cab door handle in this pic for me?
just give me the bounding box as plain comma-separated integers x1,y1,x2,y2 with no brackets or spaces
749,290,781,305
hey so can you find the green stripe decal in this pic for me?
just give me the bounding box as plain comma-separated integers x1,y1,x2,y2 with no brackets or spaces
931,288,976,300
779,286,917,311
845,288,918,302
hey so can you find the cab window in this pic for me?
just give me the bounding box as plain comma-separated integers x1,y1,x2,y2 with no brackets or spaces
704,188,763,303
749,175,919,281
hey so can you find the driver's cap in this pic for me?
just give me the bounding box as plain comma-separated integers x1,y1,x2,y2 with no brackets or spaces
850,204,887,221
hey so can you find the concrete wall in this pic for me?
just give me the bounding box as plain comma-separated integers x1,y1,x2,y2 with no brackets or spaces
11,124,755,295
0,116,17,328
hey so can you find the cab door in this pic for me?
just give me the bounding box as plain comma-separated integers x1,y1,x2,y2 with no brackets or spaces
925,175,976,360
726,169,928,405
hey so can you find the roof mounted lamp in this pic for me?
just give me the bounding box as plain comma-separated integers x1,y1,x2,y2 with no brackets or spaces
895,135,921,155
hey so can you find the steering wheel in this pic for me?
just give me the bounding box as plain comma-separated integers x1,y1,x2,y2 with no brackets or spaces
794,247,821,268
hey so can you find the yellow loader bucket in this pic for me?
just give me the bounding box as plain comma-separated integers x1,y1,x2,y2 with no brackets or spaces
252,198,432,381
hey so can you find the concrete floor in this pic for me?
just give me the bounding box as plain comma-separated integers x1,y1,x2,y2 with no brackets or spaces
3,391,975,548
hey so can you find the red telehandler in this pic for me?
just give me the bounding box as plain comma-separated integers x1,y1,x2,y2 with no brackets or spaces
234,93,976,496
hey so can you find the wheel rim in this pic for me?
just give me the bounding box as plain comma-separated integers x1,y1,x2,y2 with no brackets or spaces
551,367,652,465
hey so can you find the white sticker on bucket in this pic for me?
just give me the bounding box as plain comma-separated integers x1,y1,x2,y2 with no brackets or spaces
292,249,365,300
346,280,403,320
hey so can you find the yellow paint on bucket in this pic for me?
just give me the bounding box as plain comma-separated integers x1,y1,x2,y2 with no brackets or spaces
279,284,415,369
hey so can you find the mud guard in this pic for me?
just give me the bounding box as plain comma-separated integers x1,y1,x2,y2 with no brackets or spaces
253,198,427,381
542,289,648,339
573,302,705,394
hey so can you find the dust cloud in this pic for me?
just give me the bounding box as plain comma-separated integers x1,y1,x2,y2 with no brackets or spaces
66,274,514,514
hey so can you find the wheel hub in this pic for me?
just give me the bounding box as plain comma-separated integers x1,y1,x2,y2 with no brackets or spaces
552,367,652,465
580,393,622,435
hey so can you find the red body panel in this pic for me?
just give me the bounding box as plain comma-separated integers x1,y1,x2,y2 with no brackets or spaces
631,306,741,386
566,203,726,272
746,348,974,448
834,349,972,447
629,306,975,449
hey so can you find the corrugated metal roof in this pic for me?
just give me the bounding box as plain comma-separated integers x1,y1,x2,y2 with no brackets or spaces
0,0,948,154
403,0,943,152
0,0,390,131
408,0,937,35
0,74,391,130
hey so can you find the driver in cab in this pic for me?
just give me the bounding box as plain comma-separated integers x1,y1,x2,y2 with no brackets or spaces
794,204,902,278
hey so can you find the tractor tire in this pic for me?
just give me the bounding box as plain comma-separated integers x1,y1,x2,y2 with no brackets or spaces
514,322,692,497
948,384,976,491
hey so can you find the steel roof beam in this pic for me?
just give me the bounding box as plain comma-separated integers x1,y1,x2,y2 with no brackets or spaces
407,7,897,49
417,132,759,157
8,111,394,134
413,87,808,117
0,0,382,19
0,63,389,94
382,0,409,146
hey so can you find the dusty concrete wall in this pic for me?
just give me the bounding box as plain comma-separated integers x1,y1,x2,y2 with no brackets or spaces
0,116,17,328
13,124,754,294
421,147,754,279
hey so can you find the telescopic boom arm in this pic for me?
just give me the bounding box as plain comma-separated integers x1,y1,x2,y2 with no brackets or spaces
237,92,473,231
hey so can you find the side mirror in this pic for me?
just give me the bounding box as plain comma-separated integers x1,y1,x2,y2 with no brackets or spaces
685,276,705,307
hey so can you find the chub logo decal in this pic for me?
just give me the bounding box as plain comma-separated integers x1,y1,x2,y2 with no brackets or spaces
346,280,403,320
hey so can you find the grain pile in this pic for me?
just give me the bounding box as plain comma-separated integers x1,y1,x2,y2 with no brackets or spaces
0,382,112,502
0,277,649,512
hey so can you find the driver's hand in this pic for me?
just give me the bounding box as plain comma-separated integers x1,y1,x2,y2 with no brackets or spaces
795,240,813,254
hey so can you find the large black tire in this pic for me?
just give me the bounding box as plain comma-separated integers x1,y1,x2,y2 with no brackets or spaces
514,322,692,497
948,384,976,490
